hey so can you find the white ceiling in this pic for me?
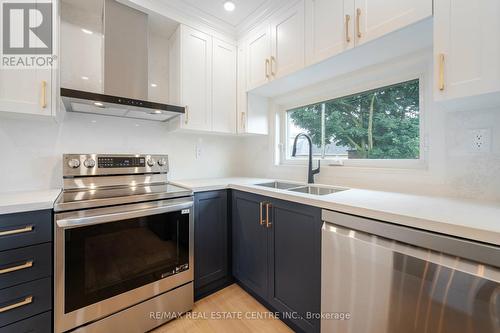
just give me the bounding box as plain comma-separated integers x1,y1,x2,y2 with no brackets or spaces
180,0,272,27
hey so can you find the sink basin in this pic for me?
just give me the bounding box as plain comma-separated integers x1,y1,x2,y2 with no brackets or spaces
256,181,302,190
288,186,345,196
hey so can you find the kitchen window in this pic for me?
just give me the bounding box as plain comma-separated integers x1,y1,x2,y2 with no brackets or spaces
284,79,421,165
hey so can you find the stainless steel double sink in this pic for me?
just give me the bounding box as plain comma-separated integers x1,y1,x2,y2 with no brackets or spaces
255,181,346,196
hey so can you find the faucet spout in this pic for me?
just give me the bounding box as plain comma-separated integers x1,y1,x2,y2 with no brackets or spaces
291,133,321,184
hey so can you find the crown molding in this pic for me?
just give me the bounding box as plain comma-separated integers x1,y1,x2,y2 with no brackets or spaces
236,0,291,38
121,0,238,41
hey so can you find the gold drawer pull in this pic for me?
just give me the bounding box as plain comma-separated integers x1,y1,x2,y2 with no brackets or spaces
438,53,445,91
259,202,265,225
0,260,33,275
240,112,246,131
356,8,362,38
265,203,272,228
0,225,33,237
345,14,351,43
184,106,189,125
0,296,33,313
41,81,47,109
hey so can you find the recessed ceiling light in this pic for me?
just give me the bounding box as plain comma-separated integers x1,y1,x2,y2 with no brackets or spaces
81,76,89,80
94,102,104,108
223,1,235,12
81,28,93,35
151,83,158,88
151,110,162,114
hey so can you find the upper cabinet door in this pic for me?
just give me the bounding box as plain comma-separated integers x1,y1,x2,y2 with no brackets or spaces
434,0,500,102
181,26,213,131
305,0,354,66
246,26,272,91
237,46,248,133
270,0,305,79
212,38,237,134
0,69,53,117
354,0,432,46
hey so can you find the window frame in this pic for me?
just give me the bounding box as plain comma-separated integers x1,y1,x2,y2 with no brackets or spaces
277,71,427,169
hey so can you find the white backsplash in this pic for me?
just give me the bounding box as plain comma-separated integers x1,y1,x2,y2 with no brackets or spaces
0,112,243,192
237,106,500,202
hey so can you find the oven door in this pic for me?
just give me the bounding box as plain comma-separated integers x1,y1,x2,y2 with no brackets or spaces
54,197,194,333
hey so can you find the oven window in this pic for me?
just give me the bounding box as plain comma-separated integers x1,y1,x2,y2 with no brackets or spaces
64,210,189,313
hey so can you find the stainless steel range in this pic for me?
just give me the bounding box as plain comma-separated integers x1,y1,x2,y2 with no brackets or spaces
54,154,194,333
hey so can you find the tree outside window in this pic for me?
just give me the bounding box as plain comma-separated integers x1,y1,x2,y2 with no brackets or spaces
287,79,420,160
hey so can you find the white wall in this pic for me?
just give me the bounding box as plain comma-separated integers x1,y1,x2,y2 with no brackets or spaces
0,112,244,192
236,53,500,202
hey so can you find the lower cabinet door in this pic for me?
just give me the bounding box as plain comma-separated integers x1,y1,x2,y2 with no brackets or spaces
194,190,229,298
232,191,269,299
268,199,322,333
0,278,52,328
0,311,52,333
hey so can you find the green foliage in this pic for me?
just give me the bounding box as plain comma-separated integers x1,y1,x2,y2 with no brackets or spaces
289,79,420,159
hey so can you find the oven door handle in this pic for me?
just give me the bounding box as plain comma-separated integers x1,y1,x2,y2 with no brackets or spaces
56,200,193,229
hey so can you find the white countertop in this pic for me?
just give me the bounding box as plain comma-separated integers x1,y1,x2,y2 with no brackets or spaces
171,177,273,192
172,177,500,245
0,189,61,215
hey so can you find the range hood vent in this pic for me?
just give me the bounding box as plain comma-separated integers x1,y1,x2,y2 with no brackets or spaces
60,0,183,122
61,88,185,122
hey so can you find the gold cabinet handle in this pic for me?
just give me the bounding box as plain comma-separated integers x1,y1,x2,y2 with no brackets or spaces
0,296,33,313
0,260,33,275
265,203,272,228
0,225,33,237
270,56,276,77
356,8,362,38
438,53,445,91
259,202,265,225
240,112,246,131
345,14,351,43
41,81,47,109
184,106,189,125
265,58,270,79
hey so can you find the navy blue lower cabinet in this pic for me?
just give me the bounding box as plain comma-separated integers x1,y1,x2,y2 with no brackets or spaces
0,210,51,252
0,311,52,333
232,191,270,300
194,190,231,300
267,199,322,333
231,191,321,333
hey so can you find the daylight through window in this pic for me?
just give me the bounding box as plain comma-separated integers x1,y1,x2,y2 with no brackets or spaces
286,79,420,160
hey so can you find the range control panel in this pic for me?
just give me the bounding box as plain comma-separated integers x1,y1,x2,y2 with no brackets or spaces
63,154,169,177
98,156,146,168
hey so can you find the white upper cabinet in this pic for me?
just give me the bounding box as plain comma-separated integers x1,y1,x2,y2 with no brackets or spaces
177,25,213,131
0,0,57,118
305,0,354,65
212,38,237,134
434,0,500,103
354,0,432,46
246,26,272,91
0,69,54,117
170,24,238,134
270,0,305,79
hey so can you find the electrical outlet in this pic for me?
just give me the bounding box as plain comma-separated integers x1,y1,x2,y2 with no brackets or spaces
469,128,491,153
195,144,202,159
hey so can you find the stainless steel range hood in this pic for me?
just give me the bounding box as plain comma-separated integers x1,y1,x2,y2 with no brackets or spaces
60,0,183,121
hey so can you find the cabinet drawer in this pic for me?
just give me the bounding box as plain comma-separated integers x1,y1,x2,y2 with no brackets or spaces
0,210,51,251
0,278,52,328
0,243,52,290
0,311,51,333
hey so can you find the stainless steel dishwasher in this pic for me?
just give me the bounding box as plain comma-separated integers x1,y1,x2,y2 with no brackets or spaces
321,210,500,333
